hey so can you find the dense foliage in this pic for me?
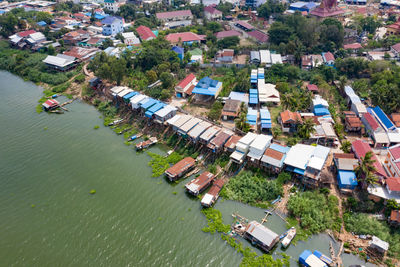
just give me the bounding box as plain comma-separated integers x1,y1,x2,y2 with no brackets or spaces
343,213,400,259
222,171,282,206
147,152,184,177
287,191,341,234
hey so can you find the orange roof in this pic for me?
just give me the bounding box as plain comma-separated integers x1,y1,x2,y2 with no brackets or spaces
165,157,195,178
263,148,284,161
280,110,302,124
224,135,241,150
390,210,400,223
391,113,400,127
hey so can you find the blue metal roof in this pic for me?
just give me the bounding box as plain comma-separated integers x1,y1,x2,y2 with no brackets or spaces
147,102,165,114
372,106,396,131
171,46,184,54
101,16,122,25
260,109,270,119
140,98,157,110
249,97,258,104
123,91,138,100
192,77,222,96
270,143,290,153
249,89,258,94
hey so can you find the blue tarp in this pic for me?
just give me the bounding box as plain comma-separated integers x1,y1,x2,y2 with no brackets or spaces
293,168,305,175
145,102,166,118
338,170,358,189
314,107,330,116
37,21,46,26
372,106,396,131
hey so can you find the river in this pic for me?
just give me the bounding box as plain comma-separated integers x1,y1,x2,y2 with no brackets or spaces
0,71,374,266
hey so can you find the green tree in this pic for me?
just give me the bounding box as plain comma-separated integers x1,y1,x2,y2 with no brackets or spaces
146,70,158,84
160,72,174,89
340,140,351,153
47,45,56,55
272,126,282,139
298,118,315,139
208,100,223,121
102,38,113,49
355,151,378,188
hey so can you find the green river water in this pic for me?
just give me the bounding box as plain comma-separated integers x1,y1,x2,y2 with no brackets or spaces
0,71,375,266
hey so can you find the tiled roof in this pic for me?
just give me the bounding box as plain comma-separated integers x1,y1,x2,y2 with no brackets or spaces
344,43,362,49
346,116,362,128
280,110,302,124
263,147,284,161
234,20,254,30
389,145,400,160
18,29,36,37
307,84,318,92
390,210,400,223
363,113,380,131
247,30,268,43
204,6,222,15
323,51,335,62
391,113,400,127
392,43,400,53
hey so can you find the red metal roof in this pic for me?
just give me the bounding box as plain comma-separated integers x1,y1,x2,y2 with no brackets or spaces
165,32,204,43
234,20,254,30
389,145,400,160
363,113,380,131
214,30,241,39
165,157,195,178
351,140,387,178
156,10,192,19
136,25,156,41
247,30,268,43
204,6,222,15
17,30,36,37
207,179,224,196
307,84,319,92
392,43,400,53
386,177,400,192
324,51,335,62
177,73,196,89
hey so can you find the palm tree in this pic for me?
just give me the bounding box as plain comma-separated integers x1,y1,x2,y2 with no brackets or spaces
340,140,351,153
298,118,315,139
235,113,250,133
355,151,379,188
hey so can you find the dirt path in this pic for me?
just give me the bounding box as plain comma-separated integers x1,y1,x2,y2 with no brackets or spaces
276,183,292,214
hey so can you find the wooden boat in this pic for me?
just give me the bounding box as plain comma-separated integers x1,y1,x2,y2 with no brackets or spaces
108,119,123,126
136,137,157,150
281,227,296,248
128,133,143,141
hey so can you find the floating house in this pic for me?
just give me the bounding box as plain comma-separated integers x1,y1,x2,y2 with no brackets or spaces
185,171,215,196
244,221,279,252
188,120,212,142
154,105,177,123
261,143,290,173
42,99,60,111
230,132,258,164
201,179,224,207
165,157,196,181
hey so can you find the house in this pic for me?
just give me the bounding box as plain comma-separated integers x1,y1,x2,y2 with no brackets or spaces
175,73,197,98
185,171,215,196
246,107,258,130
189,48,203,63
199,126,221,145
258,82,280,104
204,6,222,20
260,108,271,132
344,111,362,132
188,121,212,142
270,53,283,65
303,145,331,188
191,77,222,99
222,99,241,120
154,105,177,124
244,221,279,252
42,54,76,71
322,51,335,65
230,132,258,164
136,25,156,41
207,130,233,153
225,135,241,153
121,32,140,46
165,157,196,181
215,30,241,39
362,112,383,137
178,117,204,136
369,236,389,256
344,86,367,117
101,16,123,36
259,50,271,67
352,140,387,180
215,49,234,63
370,106,397,132
384,144,400,178
63,47,99,62
247,30,269,44
312,95,330,116
25,32,46,47
279,110,302,133
247,134,272,164
42,99,60,111
261,143,290,173
171,46,184,61
311,54,323,68
250,51,260,65
344,42,363,53
156,10,193,29
389,210,400,227
104,0,121,13
63,29,90,45
386,18,400,36
367,51,394,61
165,32,204,45
201,179,224,207
391,43,400,58
299,250,328,267
311,122,339,147
334,154,358,190
307,84,319,93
